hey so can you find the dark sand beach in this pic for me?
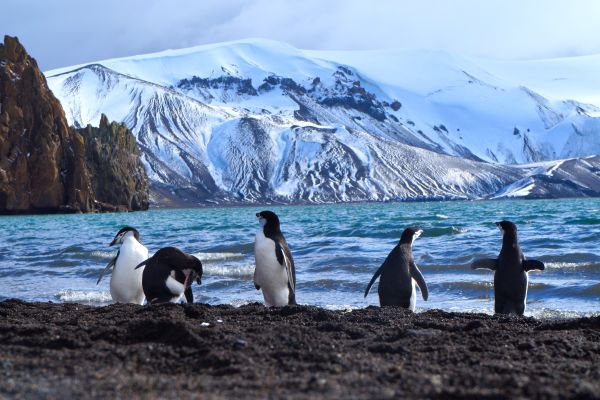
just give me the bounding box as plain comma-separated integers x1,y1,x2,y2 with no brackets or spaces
0,300,598,399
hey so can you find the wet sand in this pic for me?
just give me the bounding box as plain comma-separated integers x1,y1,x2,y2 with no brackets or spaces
0,300,599,399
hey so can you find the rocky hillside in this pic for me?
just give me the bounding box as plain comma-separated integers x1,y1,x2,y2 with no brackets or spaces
46,39,600,205
76,114,149,211
0,36,148,214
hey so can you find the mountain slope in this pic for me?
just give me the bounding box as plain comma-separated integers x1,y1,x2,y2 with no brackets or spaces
45,39,600,205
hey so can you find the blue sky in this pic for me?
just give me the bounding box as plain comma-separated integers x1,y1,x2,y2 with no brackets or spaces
3,0,600,70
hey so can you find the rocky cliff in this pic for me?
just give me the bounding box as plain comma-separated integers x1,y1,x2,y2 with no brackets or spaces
0,36,148,214
76,115,149,211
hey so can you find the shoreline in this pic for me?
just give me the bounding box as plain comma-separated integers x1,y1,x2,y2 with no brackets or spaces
0,300,598,398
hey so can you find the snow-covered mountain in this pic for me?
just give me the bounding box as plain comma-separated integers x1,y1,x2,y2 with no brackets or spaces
45,39,600,205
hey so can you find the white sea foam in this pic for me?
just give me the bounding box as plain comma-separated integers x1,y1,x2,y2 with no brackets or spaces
322,304,358,312
193,252,245,262
89,250,117,259
527,308,599,320
545,262,588,269
56,289,113,304
435,214,449,219
229,299,253,307
203,263,254,277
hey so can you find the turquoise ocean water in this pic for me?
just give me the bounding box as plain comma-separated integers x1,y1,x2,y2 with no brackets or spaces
0,199,598,318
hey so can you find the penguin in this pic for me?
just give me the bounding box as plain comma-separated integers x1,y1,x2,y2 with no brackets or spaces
134,247,202,304
471,220,545,316
97,227,148,305
254,211,296,307
364,226,428,310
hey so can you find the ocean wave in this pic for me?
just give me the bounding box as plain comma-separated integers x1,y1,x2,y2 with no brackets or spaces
418,263,475,271
544,261,599,270
56,289,112,304
434,281,494,292
527,308,599,320
565,217,600,225
435,214,449,219
203,263,254,277
303,279,365,291
422,226,467,237
321,304,359,311
581,282,600,296
89,250,117,260
193,252,246,262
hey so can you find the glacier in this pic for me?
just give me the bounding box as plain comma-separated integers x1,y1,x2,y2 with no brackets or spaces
45,39,600,205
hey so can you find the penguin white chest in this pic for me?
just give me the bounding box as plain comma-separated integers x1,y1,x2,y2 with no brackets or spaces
165,272,186,303
110,239,148,305
409,279,417,311
254,230,289,307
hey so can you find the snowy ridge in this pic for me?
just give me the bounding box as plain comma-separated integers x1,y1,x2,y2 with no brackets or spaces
45,39,600,205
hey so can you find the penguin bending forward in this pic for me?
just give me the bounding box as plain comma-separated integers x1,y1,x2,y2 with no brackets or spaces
254,211,296,307
135,247,203,304
364,227,428,310
471,220,545,316
97,227,148,305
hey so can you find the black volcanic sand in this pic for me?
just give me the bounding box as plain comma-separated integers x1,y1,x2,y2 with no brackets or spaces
0,301,599,399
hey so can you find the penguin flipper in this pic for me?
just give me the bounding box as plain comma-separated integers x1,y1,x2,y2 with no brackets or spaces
523,259,545,271
471,258,498,270
364,266,383,298
184,287,194,303
96,251,119,284
410,262,429,301
134,258,150,270
276,240,296,296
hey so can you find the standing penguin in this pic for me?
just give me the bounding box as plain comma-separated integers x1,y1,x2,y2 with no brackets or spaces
134,247,203,304
254,211,296,307
471,220,545,316
364,227,428,310
97,227,148,305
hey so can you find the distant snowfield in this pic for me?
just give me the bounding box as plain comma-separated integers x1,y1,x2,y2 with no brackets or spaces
45,39,600,204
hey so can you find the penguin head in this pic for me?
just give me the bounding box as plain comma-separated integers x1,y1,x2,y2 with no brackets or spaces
110,227,140,246
187,255,203,285
400,226,423,245
256,211,280,229
495,220,517,237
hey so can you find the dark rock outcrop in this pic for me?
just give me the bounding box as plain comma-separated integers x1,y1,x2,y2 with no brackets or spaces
76,115,149,212
0,35,93,214
0,36,148,214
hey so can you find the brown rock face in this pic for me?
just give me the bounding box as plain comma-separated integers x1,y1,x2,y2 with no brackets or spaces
76,115,149,211
0,35,93,213
0,36,148,214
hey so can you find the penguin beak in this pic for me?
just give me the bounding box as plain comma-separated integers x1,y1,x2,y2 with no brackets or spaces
109,235,119,246
495,222,504,234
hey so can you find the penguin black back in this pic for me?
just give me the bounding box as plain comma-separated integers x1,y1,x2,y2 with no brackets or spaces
135,247,203,304
471,220,544,315
364,226,428,309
